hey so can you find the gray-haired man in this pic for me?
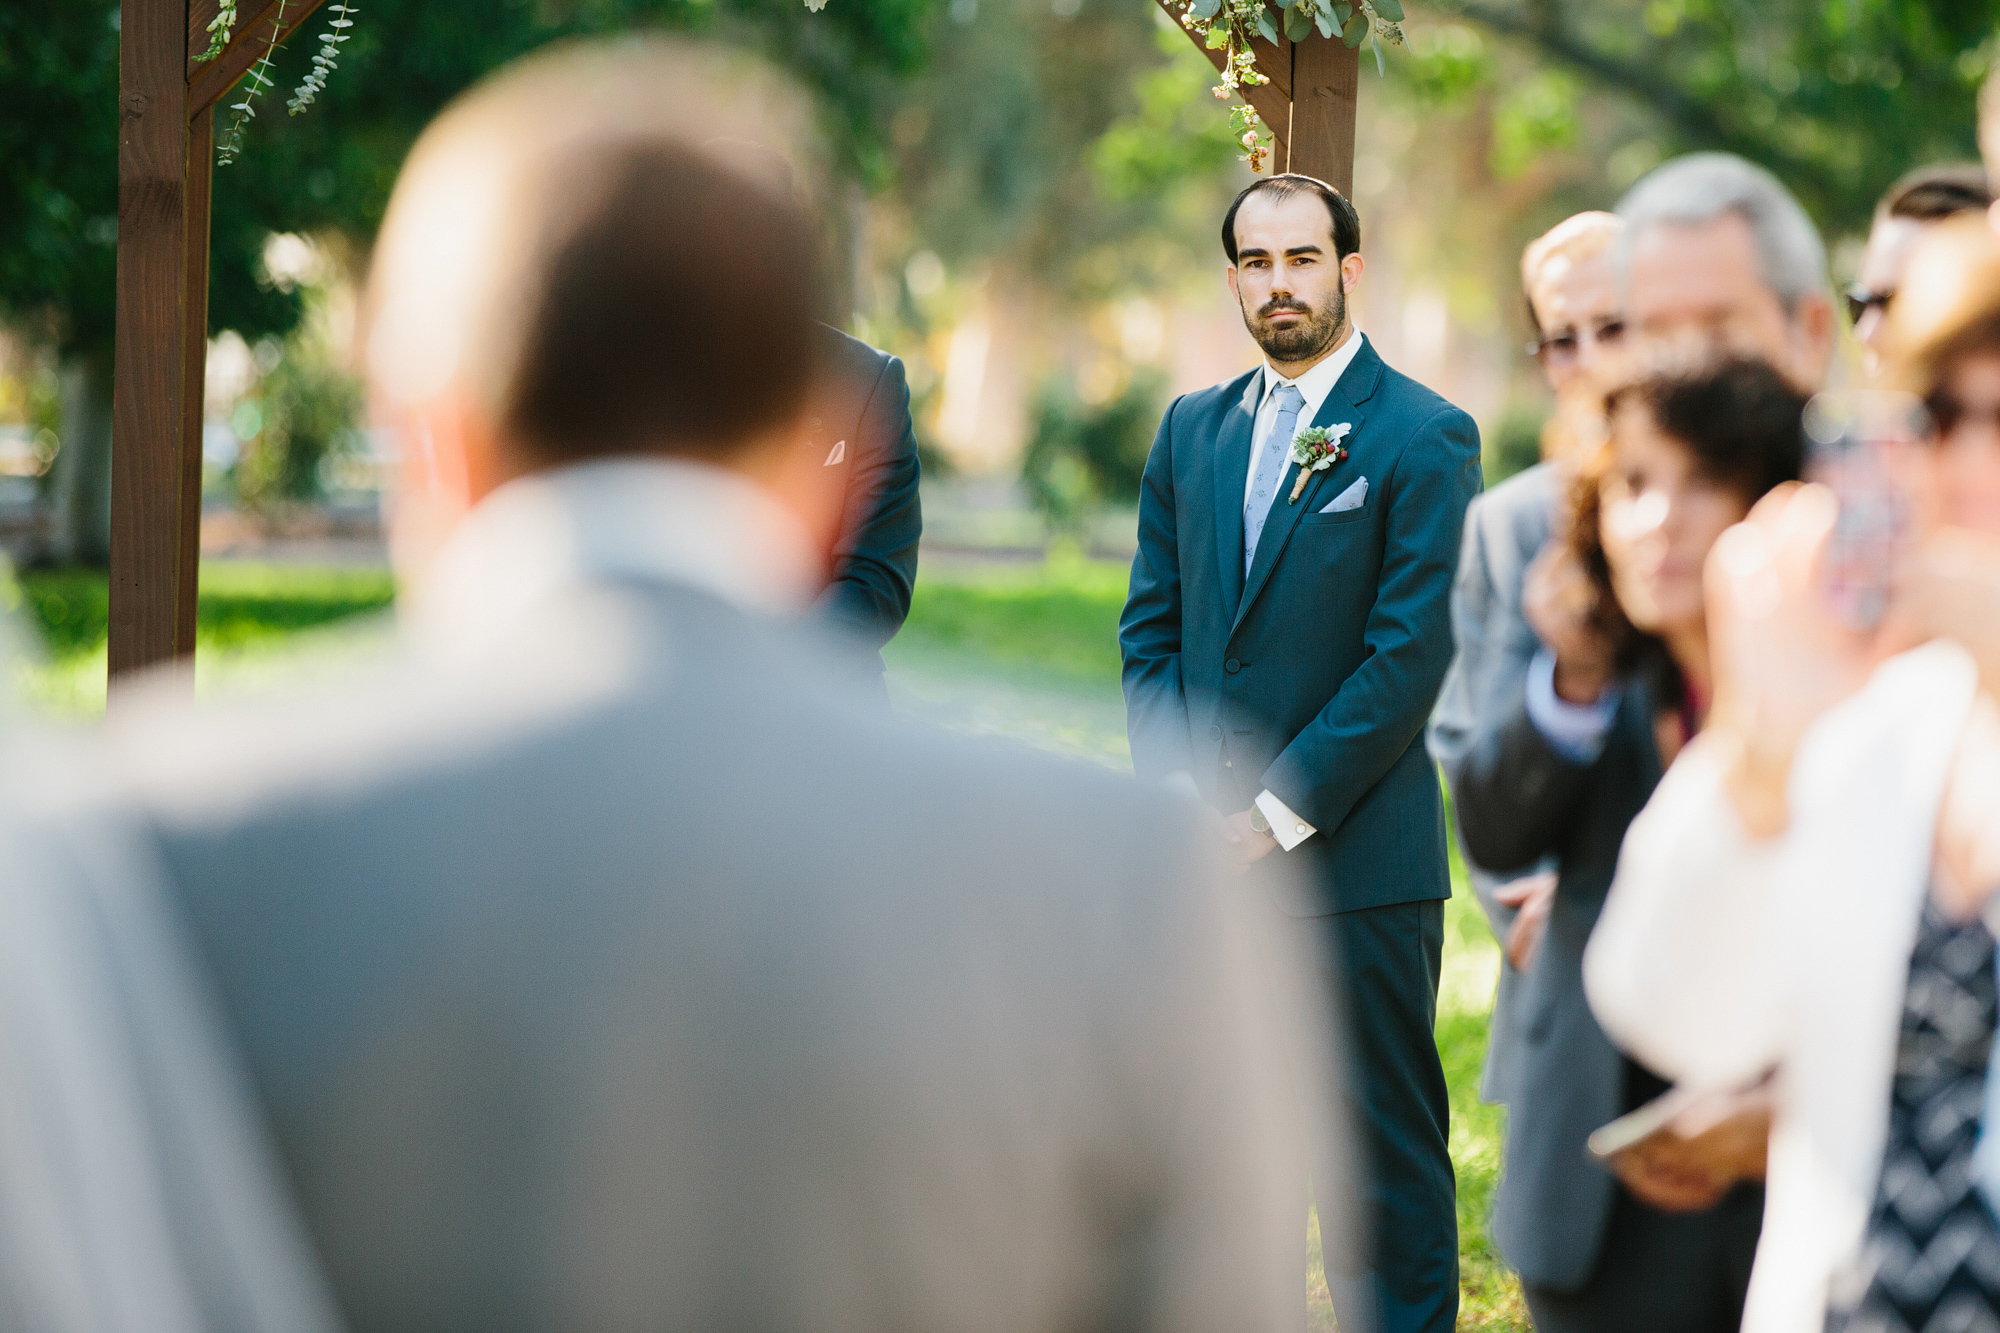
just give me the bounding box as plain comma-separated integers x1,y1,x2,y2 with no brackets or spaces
1619,151,1837,391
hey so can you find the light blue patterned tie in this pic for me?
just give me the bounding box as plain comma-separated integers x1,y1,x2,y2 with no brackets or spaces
1245,382,1305,576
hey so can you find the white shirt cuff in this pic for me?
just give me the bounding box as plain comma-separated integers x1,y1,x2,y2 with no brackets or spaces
1524,647,1621,764
1256,789,1316,850
1162,770,1201,800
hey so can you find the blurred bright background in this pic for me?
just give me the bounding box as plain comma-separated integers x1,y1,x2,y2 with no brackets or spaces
5,1,1996,1326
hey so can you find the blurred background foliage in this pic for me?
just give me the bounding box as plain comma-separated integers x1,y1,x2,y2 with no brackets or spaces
1,0,1995,552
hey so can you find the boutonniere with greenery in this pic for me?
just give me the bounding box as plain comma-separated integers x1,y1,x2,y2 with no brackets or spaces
1288,423,1352,502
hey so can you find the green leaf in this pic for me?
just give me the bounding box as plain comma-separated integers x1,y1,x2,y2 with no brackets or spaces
1371,31,1384,74
1284,6,1312,42
1255,7,1281,44
1204,21,1229,47
1334,2,1350,24
1342,12,1368,45
1190,0,1221,20
1314,6,1335,37
1368,0,1402,19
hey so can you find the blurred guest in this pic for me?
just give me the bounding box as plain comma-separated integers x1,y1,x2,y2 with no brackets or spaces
0,584,337,1333
1618,152,1838,390
0,760,341,1333
65,40,1313,1333
1587,216,2000,1333
1431,209,1623,1108
1121,173,1483,1333
1850,164,1991,371
1454,357,1801,1332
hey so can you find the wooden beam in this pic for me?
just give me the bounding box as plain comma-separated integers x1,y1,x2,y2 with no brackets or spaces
176,105,215,656
187,0,329,119
1286,32,1359,194
112,0,197,687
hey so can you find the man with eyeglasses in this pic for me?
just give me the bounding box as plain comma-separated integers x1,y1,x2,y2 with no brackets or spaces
1849,164,1991,374
1431,210,1624,1113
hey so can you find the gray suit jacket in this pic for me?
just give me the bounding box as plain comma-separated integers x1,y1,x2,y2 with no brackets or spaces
1426,461,1557,1104
99,576,1310,1333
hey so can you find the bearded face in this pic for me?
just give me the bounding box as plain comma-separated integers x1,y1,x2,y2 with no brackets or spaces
1242,281,1347,365
1226,187,1355,369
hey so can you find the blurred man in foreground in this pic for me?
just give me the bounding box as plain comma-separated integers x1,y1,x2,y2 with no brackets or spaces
1430,209,1623,1108
69,39,1313,1332
0,685,339,1332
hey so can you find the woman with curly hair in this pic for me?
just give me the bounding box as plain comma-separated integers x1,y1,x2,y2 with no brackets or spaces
1454,354,1806,1333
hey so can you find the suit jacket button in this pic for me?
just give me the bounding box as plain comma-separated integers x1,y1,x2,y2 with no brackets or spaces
1208,725,1222,739
1224,658,1241,674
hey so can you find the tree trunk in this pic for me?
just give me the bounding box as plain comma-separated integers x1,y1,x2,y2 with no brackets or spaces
50,350,114,567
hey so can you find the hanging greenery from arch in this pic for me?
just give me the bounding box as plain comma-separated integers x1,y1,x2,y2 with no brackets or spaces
195,0,365,165
1176,0,1403,169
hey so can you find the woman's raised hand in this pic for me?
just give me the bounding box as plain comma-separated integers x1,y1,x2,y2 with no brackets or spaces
1523,541,1619,703
1703,483,1880,838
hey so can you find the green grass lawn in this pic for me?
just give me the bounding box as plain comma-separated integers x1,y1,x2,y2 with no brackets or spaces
12,552,1525,1329
14,562,396,716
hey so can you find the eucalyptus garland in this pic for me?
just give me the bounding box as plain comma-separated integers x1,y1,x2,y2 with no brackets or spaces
288,1,358,113
192,0,364,165
195,2,239,63
1177,0,1405,169
216,0,286,167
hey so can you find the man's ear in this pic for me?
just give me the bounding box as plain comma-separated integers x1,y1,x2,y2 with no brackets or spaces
1341,252,1366,295
1793,290,1838,387
1226,264,1241,305
383,388,512,587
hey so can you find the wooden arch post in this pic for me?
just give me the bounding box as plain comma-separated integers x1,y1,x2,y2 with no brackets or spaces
112,0,326,691
1153,1,1360,194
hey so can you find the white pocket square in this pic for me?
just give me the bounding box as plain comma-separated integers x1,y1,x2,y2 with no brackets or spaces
1319,477,1368,513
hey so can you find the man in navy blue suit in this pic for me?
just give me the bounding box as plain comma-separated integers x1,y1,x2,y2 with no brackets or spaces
1120,174,1482,1333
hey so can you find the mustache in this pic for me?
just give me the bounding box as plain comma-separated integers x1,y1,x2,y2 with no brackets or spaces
1259,299,1314,319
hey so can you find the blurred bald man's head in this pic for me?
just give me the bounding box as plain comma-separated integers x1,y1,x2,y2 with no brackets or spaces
363,40,835,575
1521,211,1624,396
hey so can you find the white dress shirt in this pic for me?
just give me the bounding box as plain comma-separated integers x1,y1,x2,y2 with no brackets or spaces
1523,647,1623,764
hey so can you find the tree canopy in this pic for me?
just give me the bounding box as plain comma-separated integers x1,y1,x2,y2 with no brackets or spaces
1,0,942,360
1424,0,1993,231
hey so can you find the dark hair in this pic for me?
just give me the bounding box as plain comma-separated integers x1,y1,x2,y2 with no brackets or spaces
505,139,819,462
1881,163,1993,223
1221,174,1360,266
1567,355,1807,677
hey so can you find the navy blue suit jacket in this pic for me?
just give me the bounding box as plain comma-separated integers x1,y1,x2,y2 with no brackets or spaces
1120,336,1482,916
811,327,923,669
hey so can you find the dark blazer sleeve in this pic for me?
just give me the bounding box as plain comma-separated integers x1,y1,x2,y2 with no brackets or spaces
1453,689,1596,875
1120,400,1195,780
1261,405,1483,833
815,354,922,652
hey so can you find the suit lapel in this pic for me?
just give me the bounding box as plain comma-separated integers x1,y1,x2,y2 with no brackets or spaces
1211,370,1261,615
1231,337,1384,637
